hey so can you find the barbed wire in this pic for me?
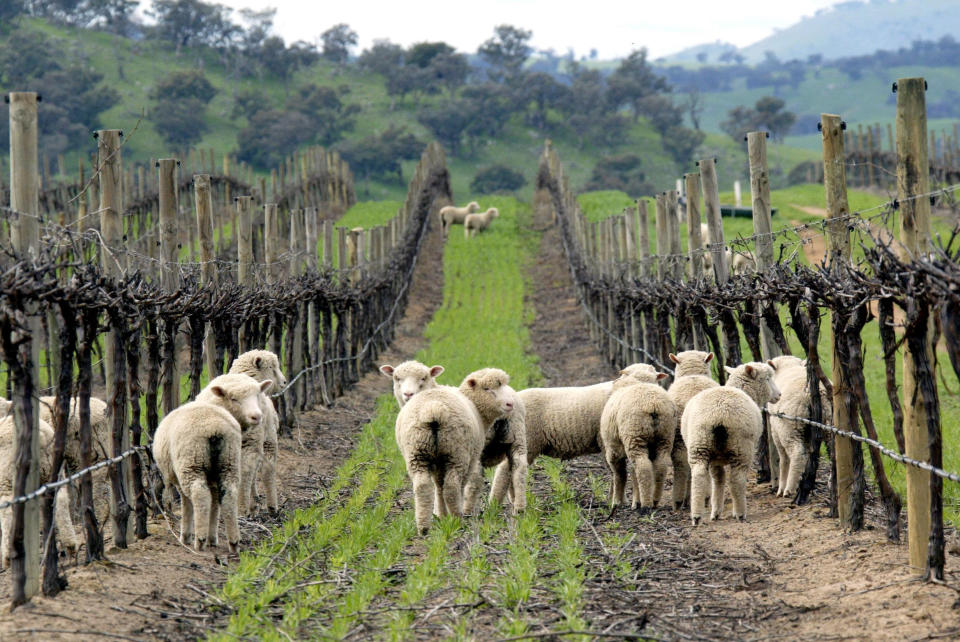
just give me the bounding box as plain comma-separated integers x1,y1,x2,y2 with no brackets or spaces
769,411,960,484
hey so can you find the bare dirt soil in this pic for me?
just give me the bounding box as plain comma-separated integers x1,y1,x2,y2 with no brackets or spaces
0,215,447,641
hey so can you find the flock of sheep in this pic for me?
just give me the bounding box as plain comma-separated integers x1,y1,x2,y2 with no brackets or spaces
380,351,830,533
439,201,500,239
0,349,288,560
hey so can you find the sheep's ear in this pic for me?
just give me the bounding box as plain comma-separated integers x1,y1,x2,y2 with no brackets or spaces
254,357,262,369
259,380,273,393
379,365,395,377
705,353,714,364
668,353,680,364
656,373,669,381
724,365,736,375
210,385,227,398
429,365,444,378
745,364,757,378
466,378,477,388
767,359,777,371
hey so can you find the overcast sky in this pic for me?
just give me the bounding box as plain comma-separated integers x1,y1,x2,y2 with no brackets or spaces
208,0,843,60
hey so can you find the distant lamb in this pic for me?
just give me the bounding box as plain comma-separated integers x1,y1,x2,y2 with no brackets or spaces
767,356,832,498
154,374,271,552
227,350,287,514
0,414,79,568
380,361,445,407
666,351,719,509
439,201,481,237
464,208,500,238
600,366,675,511
394,367,514,534
682,362,780,525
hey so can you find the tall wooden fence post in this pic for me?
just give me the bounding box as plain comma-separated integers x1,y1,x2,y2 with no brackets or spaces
195,174,216,381
8,91,42,604
158,159,180,414
821,113,860,528
236,195,254,351
895,77,937,575
685,172,705,351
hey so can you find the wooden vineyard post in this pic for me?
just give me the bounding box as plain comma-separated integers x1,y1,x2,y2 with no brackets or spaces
654,194,668,281
821,113,860,528
698,159,728,285
236,195,254,351
347,228,362,381
195,174,217,381
158,159,180,416
8,91,42,603
666,190,683,282
685,172,705,351
747,131,781,482
895,78,936,575
264,203,282,358
305,207,318,405
624,206,641,362
637,199,657,360
289,209,305,409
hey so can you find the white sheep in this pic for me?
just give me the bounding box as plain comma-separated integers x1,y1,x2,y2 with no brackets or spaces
464,208,500,238
383,361,528,515
380,361,445,407
394,368,514,534
767,356,832,498
227,350,287,515
731,250,756,275
154,374,270,552
439,201,481,237
681,362,780,525
666,351,719,509
600,367,675,511
0,414,79,568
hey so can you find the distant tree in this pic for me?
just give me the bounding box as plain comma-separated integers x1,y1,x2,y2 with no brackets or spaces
720,105,759,143
470,165,526,194
638,94,682,136
321,23,357,64
359,40,405,76
152,98,210,146
684,87,704,131
585,154,652,196
0,0,25,29
384,65,424,105
406,42,455,68
427,51,470,96
606,49,669,122
417,102,470,156
0,31,61,85
236,109,313,168
460,84,514,147
86,0,140,35
661,125,705,168
291,84,360,145
150,69,217,104
519,71,570,130
231,87,267,119
150,0,236,51
477,25,532,81
696,52,708,64
754,96,796,141
339,125,424,191
258,36,317,91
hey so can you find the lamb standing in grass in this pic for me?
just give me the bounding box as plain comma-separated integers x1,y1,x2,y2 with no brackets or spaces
153,374,270,552
0,415,79,568
666,351,719,509
464,208,500,238
227,350,287,514
439,201,480,238
600,366,675,511
394,368,514,534
383,361,528,514
767,355,832,498
682,362,780,525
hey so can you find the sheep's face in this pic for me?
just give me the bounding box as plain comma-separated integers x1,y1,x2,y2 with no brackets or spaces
461,369,514,420
208,376,272,427
767,355,804,373
669,351,714,378
0,398,11,418
725,362,781,406
230,350,286,395
380,361,443,407
468,201,480,213
614,363,666,388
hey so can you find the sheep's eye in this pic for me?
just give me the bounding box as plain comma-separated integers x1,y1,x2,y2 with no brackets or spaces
421,377,426,382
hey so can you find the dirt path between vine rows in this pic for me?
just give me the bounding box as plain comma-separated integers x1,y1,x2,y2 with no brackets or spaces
0,213,448,641
523,193,960,640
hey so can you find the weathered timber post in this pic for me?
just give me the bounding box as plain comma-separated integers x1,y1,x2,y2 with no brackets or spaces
195,175,216,381
264,203,282,358
8,91,42,603
289,208,305,408
685,172,705,351
236,195,254,351
895,77,937,575
637,199,656,360
821,113,860,528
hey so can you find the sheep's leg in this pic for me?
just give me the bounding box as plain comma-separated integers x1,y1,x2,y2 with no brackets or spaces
671,439,690,510
54,487,79,556
728,465,749,521
784,441,808,498
462,459,483,515
0,501,12,568
774,432,790,497
490,459,511,507
188,480,212,550
432,473,447,517
221,480,240,553
179,486,195,547
442,469,464,518
510,453,528,514
605,451,627,509
262,433,278,513
653,447,672,507
239,445,261,516
411,471,434,535
633,454,655,510
630,466,639,508
208,492,221,548
689,462,708,525
708,463,726,521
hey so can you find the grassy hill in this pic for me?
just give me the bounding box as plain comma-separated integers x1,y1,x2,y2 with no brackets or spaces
0,17,829,202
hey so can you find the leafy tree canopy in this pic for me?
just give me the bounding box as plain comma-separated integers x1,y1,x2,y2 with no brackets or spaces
470,165,526,194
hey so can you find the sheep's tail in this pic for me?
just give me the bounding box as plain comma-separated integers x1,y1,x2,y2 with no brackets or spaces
711,425,728,452
208,434,224,489
428,420,441,452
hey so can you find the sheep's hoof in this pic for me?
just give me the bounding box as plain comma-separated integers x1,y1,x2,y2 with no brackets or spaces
710,513,720,521
228,541,239,554
691,516,701,526
674,501,684,510
736,515,746,523
637,506,654,517
180,534,193,546
196,537,207,551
